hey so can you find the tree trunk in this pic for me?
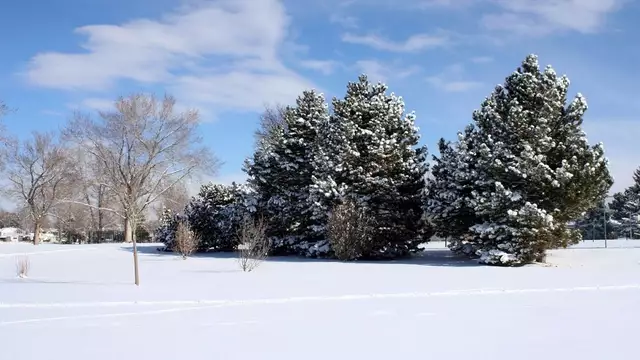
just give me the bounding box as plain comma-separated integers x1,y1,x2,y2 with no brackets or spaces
124,216,133,243
124,216,140,286
33,222,42,245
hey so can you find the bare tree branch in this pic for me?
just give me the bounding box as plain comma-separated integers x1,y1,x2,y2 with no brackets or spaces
254,103,287,146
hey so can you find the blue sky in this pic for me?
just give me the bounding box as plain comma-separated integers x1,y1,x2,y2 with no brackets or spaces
1,0,639,205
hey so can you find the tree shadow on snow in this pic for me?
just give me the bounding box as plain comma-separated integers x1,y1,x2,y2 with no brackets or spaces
120,245,481,268
266,249,481,268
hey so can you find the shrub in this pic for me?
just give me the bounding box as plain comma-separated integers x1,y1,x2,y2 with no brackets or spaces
173,221,198,259
15,255,30,278
186,182,254,252
236,216,270,272
327,200,373,261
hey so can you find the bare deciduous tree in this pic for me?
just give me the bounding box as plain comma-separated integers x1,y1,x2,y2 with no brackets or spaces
64,93,218,285
236,216,270,272
157,180,190,214
254,104,287,145
0,209,22,228
2,132,75,245
71,147,119,242
0,100,12,152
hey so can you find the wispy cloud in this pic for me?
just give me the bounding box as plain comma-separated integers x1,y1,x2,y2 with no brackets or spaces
470,56,493,63
23,0,315,114
483,0,623,35
342,32,450,52
354,60,421,83
426,63,483,92
329,13,359,28
299,59,341,74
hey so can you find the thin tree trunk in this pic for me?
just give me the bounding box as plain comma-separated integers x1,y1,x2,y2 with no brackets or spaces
33,221,42,245
125,216,140,285
124,216,132,243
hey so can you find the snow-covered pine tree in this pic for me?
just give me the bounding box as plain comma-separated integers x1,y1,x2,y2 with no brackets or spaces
309,75,431,259
153,207,181,250
610,167,640,238
427,54,612,265
245,91,328,254
185,182,251,251
270,90,329,253
244,117,289,249
574,200,618,240
426,129,485,257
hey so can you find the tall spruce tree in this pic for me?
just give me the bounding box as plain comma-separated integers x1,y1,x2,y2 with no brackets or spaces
309,75,431,259
426,54,612,265
273,90,329,253
426,128,486,256
244,117,288,246
245,90,328,254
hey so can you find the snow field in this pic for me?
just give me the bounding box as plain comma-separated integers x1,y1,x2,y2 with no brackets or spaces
1,242,639,359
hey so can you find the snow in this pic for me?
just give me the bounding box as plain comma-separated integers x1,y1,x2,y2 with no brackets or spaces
1,242,640,359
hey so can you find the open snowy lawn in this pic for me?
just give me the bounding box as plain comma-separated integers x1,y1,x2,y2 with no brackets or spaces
1,242,639,360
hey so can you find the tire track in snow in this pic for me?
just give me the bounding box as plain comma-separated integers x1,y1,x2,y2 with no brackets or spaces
0,247,100,258
1,284,639,310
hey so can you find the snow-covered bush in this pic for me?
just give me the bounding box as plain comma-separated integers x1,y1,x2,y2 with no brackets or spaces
185,182,255,252
426,54,612,266
154,207,181,250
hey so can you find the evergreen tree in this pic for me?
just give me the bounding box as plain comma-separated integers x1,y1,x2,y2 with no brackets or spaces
273,91,329,252
426,130,485,256
186,182,252,251
154,207,181,250
309,75,431,259
245,91,328,254
574,200,618,240
610,168,640,238
426,54,612,265
244,118,288,248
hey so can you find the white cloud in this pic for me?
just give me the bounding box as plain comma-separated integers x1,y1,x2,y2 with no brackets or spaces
471,56,493,63
299,60,341,74
79,98,115,111
482,0,623,35
329,13,359,28
342,32,449,52
583,118,640,194
426,63,483,92
354,60,421,83
24,0,315,113
427,77,483,92
415,0,476,8
185,172,247,196
388,0,624,36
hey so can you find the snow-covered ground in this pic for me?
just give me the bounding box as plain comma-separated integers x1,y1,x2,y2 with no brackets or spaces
1,241,639,360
